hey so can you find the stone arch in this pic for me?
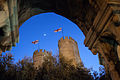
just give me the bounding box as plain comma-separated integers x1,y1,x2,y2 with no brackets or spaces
1,0,120,79
18,0,98,34
0,0,102,52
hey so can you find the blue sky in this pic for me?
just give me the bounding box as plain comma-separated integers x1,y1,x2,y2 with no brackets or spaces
6,12,101,72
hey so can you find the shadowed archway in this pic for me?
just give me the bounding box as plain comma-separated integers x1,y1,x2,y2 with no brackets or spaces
0,0,120,80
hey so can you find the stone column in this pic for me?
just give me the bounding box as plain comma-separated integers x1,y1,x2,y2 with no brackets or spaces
85,2,120,79
117,45,120,61
93,40,120,80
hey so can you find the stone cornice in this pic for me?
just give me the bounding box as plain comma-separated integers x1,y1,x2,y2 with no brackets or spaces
84,1,120,53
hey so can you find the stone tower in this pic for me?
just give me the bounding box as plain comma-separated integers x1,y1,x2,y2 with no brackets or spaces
33,49,51,68
58,36,82,66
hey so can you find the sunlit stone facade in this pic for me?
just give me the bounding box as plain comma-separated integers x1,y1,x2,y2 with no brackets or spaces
58,36,83,67
33,49,51,69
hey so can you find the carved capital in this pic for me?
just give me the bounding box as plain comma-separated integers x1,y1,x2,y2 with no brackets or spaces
92,38,120,80
112,14,120,26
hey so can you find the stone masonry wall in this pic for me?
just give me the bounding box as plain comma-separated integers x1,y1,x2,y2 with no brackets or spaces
33,49,51,68
58,36,82,66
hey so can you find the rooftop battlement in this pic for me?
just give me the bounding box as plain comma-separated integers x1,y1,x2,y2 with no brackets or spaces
58,36,78,45
34,49,47,53
33,49,51,57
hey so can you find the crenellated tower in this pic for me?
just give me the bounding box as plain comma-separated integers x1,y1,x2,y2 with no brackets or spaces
58,36,83,66
33,49,51,68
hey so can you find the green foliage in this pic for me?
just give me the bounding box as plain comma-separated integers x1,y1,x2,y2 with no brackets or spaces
91,66,112,80
35,55,93,80
16,56,36,80
0,53,109,80
0,53,15,80
0,54,35,80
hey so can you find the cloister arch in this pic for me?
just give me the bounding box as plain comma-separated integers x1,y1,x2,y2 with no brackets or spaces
0,0,120,80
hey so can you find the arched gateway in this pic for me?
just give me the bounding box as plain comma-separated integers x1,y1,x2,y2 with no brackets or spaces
0,0,120,80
